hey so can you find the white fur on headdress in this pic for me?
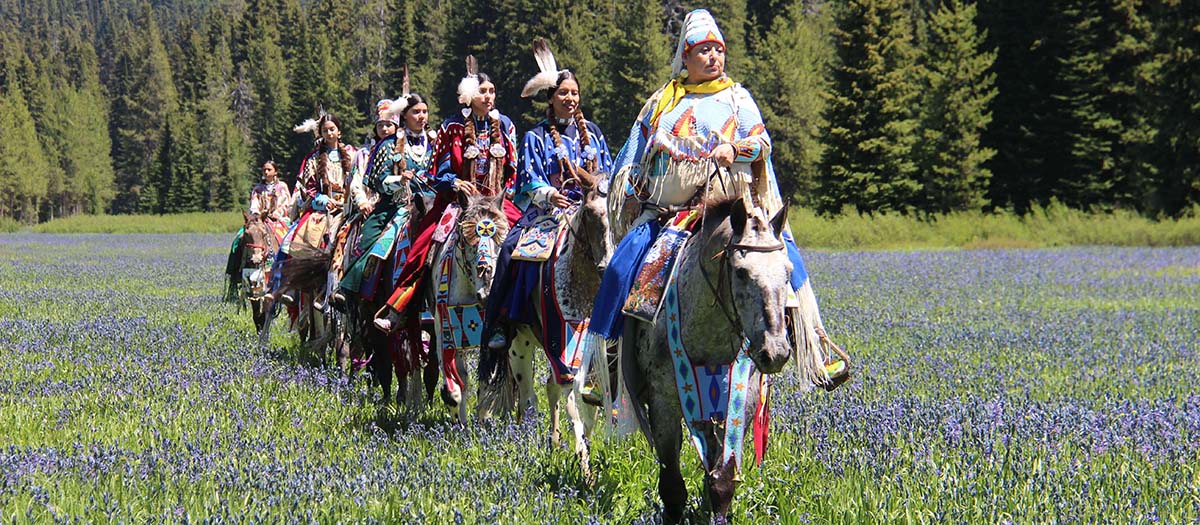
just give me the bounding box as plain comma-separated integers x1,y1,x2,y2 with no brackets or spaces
521,38,567,98
457,55,481,105
293,107,329,135
384,65,414,120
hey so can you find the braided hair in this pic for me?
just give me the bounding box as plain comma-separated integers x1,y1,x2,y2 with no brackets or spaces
312,114,352,195
462,73,505,194
395,93,428,159
544,71,598,176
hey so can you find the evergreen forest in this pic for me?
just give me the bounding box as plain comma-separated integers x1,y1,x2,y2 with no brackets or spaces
0,0,1196,223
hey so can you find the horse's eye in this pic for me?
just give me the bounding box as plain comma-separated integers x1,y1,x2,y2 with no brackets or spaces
735,268,749,281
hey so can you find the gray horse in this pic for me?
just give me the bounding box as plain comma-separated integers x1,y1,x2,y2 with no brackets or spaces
624,198,792,523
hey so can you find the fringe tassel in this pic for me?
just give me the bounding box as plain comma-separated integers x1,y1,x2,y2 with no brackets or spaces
791,280,830,391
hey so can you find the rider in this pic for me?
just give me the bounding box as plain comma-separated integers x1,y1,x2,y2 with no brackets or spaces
374,56,521,332
273,113,356,306
249,161,292,226
339,88,438,301
482,38,614,351
584,9,832,383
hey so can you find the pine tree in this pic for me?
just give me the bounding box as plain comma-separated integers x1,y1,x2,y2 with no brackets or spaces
596,0,671,135
977,0,1071,212
743,0,833,204
1144,0,1200,214
0,77,53,222
202,30,254,212
390,0,452,120
1048,0,1155,210
818,0,923,214
916,0,997,213
244,11,296,183
108,3,179,213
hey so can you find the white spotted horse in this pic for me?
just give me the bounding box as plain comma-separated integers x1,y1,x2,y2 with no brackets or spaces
476,171,613,478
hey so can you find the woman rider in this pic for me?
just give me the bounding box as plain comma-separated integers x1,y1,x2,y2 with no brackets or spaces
374,56,520,332
271,113,355,306
339,86,438,302
482,38,613,350
249,161,292,226
585,9,831,380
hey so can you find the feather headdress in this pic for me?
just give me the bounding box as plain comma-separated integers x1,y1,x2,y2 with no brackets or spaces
293,106,330,135
457,56,481,105
521,38,568,98
383,65,414,120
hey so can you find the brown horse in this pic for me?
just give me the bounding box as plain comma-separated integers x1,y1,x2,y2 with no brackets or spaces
239,213,280,332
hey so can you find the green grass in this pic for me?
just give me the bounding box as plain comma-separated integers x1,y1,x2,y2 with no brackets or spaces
0,235,1196,523
27,211,244,234
788,202,1200,250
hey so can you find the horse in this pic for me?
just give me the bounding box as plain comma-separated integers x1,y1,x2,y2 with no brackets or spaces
259,214,348,366
427,194,511,424
234,213,281,332
623,197,796,523
476,174,613,477
343,208,440,410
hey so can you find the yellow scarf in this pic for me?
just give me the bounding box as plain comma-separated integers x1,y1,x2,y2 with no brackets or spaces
649,75,735,130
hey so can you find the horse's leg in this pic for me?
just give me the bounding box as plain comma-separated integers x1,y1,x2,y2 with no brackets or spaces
456,351,470,425
369,326,393,405
562,382,592,481
650,406,688,524
510,329,537,423
704,460,739,523
545,376,561,447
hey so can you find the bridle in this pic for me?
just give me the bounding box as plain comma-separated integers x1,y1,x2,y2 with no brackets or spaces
693,166,786,351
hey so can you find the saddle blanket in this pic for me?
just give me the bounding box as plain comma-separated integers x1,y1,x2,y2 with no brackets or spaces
622,210,700,322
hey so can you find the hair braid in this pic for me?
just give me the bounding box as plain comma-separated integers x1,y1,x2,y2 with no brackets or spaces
573,109,597,173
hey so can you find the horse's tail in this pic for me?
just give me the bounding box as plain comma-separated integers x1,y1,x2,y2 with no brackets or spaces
477,346,515,418
477,344,508,387
279,244,332,292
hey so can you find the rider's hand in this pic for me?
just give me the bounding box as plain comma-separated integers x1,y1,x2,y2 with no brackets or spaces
358,200,374,215
711,143,736,168
455,179,480,196
550,190,571,209
402,170,415,182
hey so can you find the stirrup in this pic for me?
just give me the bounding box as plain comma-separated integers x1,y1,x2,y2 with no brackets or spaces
580,384,604,407
818,328,851,392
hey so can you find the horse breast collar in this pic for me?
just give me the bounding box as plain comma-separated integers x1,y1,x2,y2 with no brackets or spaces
663,276,762,480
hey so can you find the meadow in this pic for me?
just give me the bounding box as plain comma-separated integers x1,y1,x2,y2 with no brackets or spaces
0,234,1196,523
8,203,1200,250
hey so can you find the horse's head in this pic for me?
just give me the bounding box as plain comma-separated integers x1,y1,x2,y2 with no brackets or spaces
571,169,614,274
459,195,510,302
711,198,792,374
242,213,271,267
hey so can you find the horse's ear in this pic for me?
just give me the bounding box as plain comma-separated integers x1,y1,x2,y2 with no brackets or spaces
770,202,789,239
491,194,506,212
730,198,748,234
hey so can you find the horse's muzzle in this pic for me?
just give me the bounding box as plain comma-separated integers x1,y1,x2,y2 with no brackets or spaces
754,334,791,374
